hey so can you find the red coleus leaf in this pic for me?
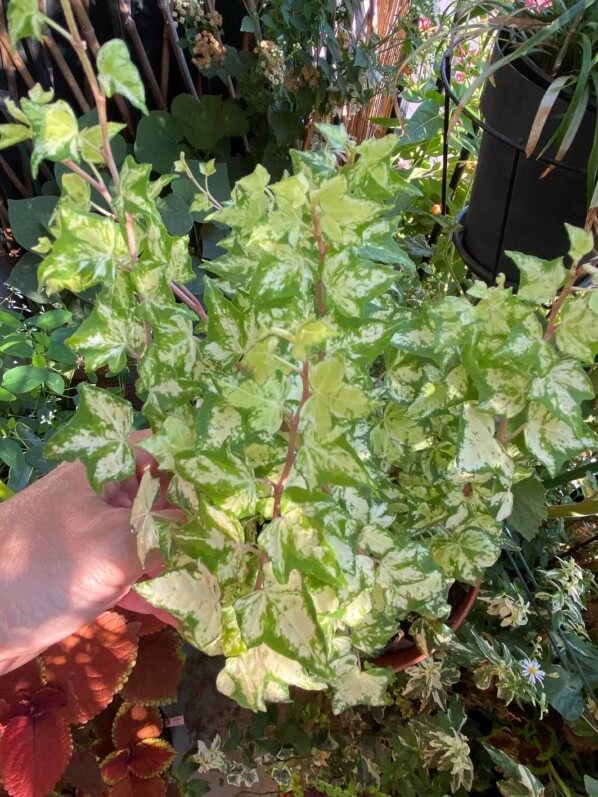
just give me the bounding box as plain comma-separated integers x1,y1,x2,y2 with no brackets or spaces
101,750,130,786
42,611,139,724
128,739,176,779
121,629,184,706
0,660,44,706
63,749,106,797
0,690,73,797
109,774,166,797
112,703,162,749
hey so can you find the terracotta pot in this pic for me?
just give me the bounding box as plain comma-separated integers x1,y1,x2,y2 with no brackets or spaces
372,581,482,672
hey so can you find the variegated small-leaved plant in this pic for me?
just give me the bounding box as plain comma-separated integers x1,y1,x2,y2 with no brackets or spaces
3,0,597,714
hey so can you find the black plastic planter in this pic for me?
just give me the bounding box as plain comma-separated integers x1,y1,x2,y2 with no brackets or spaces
452,33,597,285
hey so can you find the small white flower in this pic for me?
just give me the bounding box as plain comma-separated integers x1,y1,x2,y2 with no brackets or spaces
521,658,545,685
191,734,228,774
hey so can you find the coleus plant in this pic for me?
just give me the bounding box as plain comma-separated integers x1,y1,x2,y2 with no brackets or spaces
2,0,597,715
0,610,184,797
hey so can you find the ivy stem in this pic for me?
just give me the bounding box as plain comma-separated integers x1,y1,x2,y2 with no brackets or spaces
272,361,312,519
496,416,508,445
310,204,328,318
42,15,73,41
169,280,208,323
543,262,580,341
63,158,112,207
506,423,525,444
59,0,120,190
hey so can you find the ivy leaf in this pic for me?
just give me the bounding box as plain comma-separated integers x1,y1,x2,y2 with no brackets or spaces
323,250,397,317
506,252,565,304
432,528,500,583
97,39,148,114
215,644,326,712
529,359,594,422
377,538,449,616
42,611,139,724
330,657,391,714
21,98,79,178
0,690,73,797
508,476,547,541
296,428,369,489
38,208,126,294
524,402,596,477
79,122,126,164
7,0,44,45
45,384,135,490
555,293,598,364
177,449,257,516
202,281,248,367
304,357,369,432
455,405,514,479
67,276,145,373
0,123,32,149
220,374,286,434
135,565,222,653
131,469,161,567
121,629,185,706
565,223,594,261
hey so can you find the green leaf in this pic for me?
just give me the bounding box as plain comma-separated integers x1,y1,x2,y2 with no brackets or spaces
543,666,584,721
79,122,126,163
330,657,391,714
135,565,222,652
296,428,369,489
323,250,397,317
216,644,325,712
5,252,46,302
21,97,79,177
506,252,565,304
45,384,135,490
304,357,369,432
0,122,31,149
377,539,449,616
484,745,545,797
508,476,547,541
432,528,500,583
131,469,161,566
8,196,58,251
316,123,349,152
45,371,65,395
0,334,33,357
202,280,248,367
7,0,44,45
555,293,598,364
584,775,598,797
67,277,144,373
220,374,286,434
157,193,194,236
97,39,148,114
171,94,224,151
38,208,126,294
1,365,47,393
34,309,72,330
134,111,182,174
0,438,25,471
524,402,596,476
566,223,594,261
177,449,257,516
455,405,514,479
530,359,594,422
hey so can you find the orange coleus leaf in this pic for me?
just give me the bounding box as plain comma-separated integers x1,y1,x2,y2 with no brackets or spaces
0,688,73,797
128,739,176,779
109,774,167,797
0,660,44,706
112,703,163,749
42,611,139,724
121,629,184,706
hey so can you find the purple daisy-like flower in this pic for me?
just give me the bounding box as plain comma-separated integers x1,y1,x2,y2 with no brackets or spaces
521,657,545,685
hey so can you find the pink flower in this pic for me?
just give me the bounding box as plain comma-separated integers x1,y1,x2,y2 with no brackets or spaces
525,0,552,11
418,16,432,31
455,70,465,83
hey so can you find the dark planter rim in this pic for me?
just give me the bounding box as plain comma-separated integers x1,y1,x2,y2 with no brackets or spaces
372,580,482,672
439,32,591,175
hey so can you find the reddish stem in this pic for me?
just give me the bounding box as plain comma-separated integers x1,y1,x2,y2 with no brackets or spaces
544,263,580,341
272,362,311,519
310,205,327,317
170,281,208,323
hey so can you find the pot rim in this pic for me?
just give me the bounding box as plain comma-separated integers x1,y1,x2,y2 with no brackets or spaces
372,580,482,672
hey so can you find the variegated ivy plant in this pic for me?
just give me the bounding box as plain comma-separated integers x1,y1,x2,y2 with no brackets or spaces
3,0,597,715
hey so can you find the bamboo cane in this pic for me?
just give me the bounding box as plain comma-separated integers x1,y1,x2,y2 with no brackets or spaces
160,22,170,102
118,0,166,109
43,30,90,112
157,0,198,99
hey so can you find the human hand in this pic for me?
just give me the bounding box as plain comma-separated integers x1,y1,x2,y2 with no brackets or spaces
0,434,177,676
